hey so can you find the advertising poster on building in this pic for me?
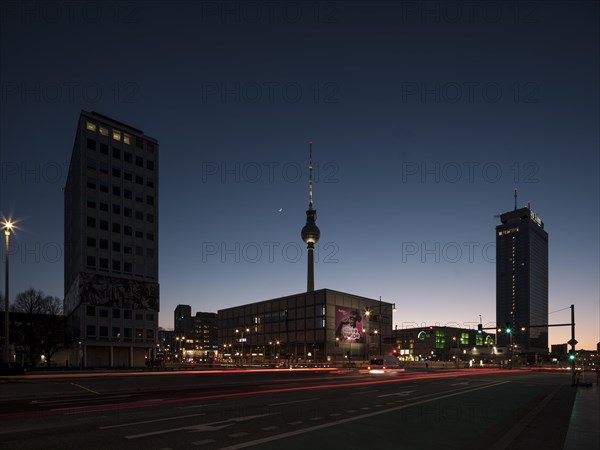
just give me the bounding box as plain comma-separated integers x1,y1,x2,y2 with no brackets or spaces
335,307,365,343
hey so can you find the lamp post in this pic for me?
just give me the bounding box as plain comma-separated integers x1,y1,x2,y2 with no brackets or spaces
3,221,13,363
236,327,249,366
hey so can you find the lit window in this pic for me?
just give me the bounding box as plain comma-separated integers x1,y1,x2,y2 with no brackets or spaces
123,134,131,145
113,130,121,141
86,121,97,132
99,127,109,136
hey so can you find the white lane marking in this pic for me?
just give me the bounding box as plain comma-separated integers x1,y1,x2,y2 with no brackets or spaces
346,409,357,413
192,439,215,446
218,381,510,450
178,403,217,410
351,389,379,395
450,382,469,386
261,426,279,431
70,383,100,395
125,414,275,439
268,398,319,406
100,413,206,429
378,390,416,398
229,432,249,438
288,421,303,425
329,413,342,417
309,417,324,421
30,394,131,405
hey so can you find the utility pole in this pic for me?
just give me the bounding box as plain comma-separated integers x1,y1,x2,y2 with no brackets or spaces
569,304,577,386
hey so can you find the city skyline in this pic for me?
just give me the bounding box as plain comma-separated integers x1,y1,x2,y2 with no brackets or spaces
0,1,598,350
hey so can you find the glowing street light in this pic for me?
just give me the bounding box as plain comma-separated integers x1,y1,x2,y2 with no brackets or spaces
3,220,13,362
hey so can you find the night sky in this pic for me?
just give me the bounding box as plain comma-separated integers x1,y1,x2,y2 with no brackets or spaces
0,1,598,349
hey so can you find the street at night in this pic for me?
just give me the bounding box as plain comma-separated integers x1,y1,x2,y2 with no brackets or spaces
1,368,597,449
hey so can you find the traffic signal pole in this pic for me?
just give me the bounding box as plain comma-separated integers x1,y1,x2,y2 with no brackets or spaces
570,304,576,386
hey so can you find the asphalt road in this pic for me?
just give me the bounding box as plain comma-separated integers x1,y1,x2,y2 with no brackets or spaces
0,368,577,450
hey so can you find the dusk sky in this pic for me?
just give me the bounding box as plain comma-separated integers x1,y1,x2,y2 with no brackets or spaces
1,1,598,349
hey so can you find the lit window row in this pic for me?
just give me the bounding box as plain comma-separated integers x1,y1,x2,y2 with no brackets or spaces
87,121,131,144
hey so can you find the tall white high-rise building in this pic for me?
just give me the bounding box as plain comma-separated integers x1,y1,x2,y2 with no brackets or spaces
64,111,159,367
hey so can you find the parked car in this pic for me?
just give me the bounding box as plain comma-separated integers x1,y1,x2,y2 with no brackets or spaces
0,362,26,376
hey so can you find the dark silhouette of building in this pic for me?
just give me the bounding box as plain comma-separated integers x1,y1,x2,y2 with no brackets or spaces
63,111,160,367
496,202,548,353
174,304,191,333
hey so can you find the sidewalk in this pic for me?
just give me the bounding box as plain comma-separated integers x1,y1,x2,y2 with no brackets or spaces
563,380,600,450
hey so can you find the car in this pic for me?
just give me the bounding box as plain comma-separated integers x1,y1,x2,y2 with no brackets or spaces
0,362,27,376
367,355,405,374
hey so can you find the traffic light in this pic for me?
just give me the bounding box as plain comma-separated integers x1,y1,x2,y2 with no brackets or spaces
568,352,576,361
429,326,434,335
477,324,483,334
392,348,398,356
505,322,512,334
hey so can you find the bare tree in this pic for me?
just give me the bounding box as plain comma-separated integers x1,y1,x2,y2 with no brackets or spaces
12,288,66,368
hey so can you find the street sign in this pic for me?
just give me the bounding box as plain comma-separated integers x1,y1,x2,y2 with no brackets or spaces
567,339,578,346
238,338,247,342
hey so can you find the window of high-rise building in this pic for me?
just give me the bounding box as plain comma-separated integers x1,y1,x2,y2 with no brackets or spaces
112,130,121,141
86,121,97,132
99,126,108,136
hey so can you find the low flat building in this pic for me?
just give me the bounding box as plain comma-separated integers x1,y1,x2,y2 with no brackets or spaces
394,326,498,363
217,289,394,364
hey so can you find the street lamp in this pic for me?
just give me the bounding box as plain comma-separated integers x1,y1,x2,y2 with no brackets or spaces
235,327,250,366
3,220,13,362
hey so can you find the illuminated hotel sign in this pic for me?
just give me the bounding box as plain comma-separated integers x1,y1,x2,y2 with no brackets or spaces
530,210,543,227
498,227,519,236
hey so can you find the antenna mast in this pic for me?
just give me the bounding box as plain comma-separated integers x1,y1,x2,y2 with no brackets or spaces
309,142,313,209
